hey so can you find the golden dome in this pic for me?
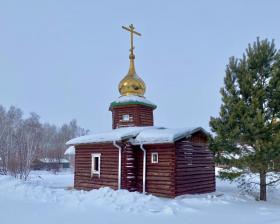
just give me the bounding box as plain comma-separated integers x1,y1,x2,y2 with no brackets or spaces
119,24,146,97
118,55,146,96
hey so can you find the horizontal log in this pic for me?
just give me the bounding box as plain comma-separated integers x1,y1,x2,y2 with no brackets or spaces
147,171,172,177
175,170,215,176
146,176,173,181
176,180,215,188
175,174,215,180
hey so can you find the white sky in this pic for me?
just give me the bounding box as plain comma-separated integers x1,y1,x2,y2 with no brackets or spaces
1,0,280,133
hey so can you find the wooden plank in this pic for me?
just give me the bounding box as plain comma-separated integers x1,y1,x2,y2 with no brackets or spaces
174,136,215,196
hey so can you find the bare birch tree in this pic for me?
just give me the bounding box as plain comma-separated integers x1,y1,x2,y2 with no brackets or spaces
0,104,88,179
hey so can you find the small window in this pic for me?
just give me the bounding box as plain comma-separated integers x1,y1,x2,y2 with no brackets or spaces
91,153,101,177
122,114,130,121
151,153,158,163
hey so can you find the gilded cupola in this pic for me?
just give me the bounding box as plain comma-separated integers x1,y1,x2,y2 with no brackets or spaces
118,24,146,97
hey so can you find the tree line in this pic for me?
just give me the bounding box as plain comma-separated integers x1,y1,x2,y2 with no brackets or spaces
0,105,88,180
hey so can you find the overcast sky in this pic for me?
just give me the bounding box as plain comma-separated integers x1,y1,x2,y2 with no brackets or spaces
0,0,280,133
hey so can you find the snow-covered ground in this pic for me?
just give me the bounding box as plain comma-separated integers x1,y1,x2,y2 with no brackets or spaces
0,170,279,224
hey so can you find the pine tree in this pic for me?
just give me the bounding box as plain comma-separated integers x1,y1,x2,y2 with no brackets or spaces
210,38,280,201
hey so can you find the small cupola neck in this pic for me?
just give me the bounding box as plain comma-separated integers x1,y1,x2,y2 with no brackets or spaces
128,53,136,76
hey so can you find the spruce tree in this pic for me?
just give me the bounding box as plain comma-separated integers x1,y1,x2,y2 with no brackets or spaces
210,38,280,201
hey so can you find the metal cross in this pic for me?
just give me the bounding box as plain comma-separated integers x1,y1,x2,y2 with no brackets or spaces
122,24,141,56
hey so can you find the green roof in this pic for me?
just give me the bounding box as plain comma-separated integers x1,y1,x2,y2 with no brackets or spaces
110,100,157,109
109,96,157,109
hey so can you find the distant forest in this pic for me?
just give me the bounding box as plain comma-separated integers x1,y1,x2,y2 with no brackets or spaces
0,104,88,179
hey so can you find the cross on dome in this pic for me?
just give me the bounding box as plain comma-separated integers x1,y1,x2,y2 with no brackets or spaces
118,24,146,97
122,24,141,59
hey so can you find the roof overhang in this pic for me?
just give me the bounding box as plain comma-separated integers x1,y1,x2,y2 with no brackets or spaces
109,95,157,110
66,126,208,146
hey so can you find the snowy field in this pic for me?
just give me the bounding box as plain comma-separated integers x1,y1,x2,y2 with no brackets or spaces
0,170,279,224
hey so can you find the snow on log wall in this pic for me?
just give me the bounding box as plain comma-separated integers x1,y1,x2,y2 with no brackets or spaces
175,133,216,196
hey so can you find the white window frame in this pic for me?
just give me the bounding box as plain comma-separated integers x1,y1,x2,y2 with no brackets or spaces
91,153,101,177
151,152,158,164
121,114,130,122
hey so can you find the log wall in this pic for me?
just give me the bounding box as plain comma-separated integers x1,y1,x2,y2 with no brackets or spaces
121,142,137,191
175,136,215,196
73,131,215,197
110,104,154,129
74,143,119,190
135,144,176,198
190,130,208,144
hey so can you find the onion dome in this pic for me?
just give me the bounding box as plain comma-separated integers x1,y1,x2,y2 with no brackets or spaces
118,24,146,97
118,54,146,96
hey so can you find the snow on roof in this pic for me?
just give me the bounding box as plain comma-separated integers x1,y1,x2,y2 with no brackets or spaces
64,146,75,155
110,95,157,109
132,127,207,145
66,126,207,146
39,158,69,164
66,126,155,145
